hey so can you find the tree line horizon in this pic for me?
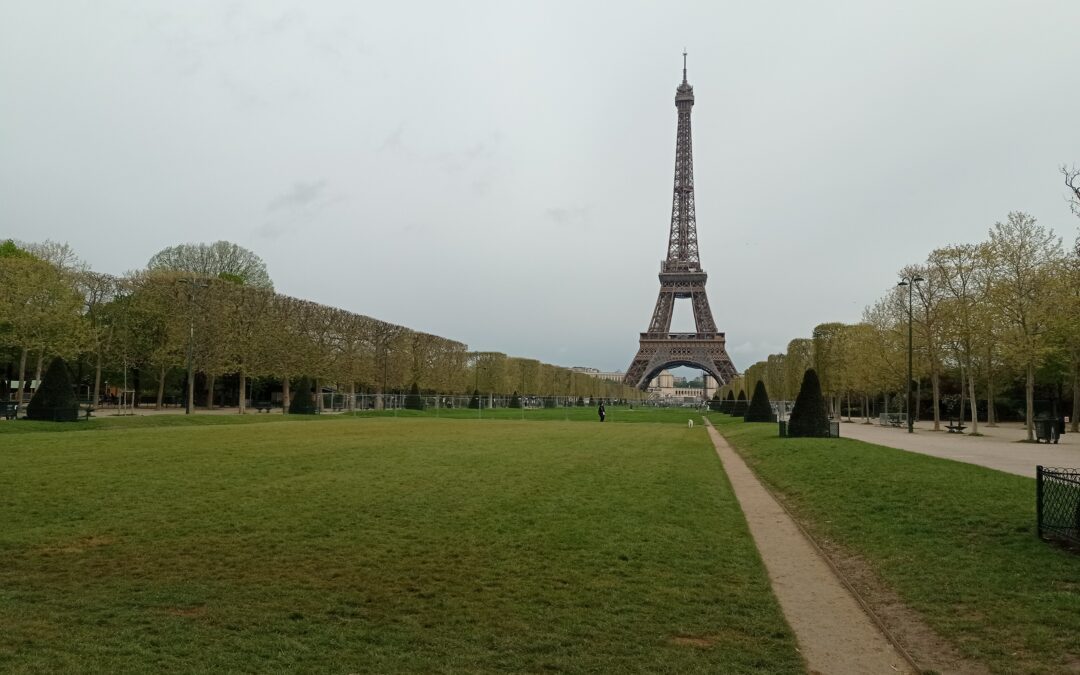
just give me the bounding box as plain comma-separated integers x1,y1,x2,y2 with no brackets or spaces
0,239,645,412
720,193,1080,442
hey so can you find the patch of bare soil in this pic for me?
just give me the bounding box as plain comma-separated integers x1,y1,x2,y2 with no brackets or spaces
38,535,117,555
164,606,208,618
668,635,719,649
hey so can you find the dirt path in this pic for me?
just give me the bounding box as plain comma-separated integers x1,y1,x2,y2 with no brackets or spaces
704,421,914,674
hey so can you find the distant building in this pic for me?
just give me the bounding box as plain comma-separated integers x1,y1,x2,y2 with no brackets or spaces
573,367,716,401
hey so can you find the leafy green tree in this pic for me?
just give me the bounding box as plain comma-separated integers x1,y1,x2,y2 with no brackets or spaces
984,212,1064,440
744,380,774,422
787,369,830,437
26,357,80,421
147,241,273,289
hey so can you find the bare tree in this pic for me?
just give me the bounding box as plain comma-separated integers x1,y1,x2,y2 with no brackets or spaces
1063,164,1080,218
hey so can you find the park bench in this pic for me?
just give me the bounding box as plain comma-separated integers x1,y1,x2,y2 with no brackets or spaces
0,401,17,420
879,412,906,428
946,421,966,434
253,401,275,413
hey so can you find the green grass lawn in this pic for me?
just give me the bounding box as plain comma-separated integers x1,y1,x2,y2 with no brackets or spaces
710,414,1080,674
0,417,802,673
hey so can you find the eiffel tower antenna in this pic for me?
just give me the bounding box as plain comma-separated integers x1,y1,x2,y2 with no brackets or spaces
682,50,687,83
623,56,737,393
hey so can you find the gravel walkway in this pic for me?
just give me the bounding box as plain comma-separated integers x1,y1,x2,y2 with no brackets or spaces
838,420,1079,478
705,421,914,674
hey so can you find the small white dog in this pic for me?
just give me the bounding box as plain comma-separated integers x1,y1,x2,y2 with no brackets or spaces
687,419,694,429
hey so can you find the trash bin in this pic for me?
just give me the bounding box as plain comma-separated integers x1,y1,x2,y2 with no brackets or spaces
829,420,840,438
1034,418,1059,444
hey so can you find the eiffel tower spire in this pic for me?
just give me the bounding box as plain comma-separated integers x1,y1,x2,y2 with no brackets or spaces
623,55,737,392
667,51,699,270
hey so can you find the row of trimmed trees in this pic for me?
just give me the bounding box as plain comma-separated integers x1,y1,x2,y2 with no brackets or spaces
1,240,643,411
720,206,1080,442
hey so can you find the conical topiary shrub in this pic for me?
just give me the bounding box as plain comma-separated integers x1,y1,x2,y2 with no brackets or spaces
288,377,317,414
26,357,80,422
744,380,775,422
787,368,830,437
509,391,521,409
731,390,748,417
404,382,425,410
575,396,585,407
721,390,735,414
468,389,481,409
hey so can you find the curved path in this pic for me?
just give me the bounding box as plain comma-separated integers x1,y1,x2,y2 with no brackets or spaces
705,421,914,674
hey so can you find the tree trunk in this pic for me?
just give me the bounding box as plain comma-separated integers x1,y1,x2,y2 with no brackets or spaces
986,356,997,427
958,363,966,426
349,382,356,411
1025,363,1035,441
155,363,166,410
930,373,941,430
315,378,322,412
17,348,28,404
34,351,44,387
1072,362,1079,433
968,371,979,435
238,366,247,415
93,350,103,407
282,375,290,415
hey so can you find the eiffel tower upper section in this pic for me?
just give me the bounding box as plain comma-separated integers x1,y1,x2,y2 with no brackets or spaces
666,53,701,273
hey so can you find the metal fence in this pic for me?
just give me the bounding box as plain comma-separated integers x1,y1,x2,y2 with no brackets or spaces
1036,466,1080,547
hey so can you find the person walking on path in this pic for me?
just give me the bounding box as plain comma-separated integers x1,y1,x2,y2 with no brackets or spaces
597,401,606,422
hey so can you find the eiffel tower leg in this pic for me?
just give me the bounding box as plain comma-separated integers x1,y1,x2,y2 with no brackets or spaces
647,290,675,334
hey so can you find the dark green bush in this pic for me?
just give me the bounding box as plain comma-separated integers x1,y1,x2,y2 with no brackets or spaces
288,377,317,415
468,389,481,409
709,391,722,412
744,380,775,422
25,357,80,422
576,396,585,407
404,382,425,410
731,390,748,417
509,391,521,409
787,368,830,437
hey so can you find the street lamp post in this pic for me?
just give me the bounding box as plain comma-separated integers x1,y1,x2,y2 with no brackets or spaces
897,275,924,433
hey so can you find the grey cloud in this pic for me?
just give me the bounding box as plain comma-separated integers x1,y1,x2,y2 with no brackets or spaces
267,181,329,212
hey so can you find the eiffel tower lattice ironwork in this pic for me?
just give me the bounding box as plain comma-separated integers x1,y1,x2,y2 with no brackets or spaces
624,55,738,391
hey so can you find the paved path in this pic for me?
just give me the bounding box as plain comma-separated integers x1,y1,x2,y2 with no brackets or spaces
838,420,1079,478
705,421,913,674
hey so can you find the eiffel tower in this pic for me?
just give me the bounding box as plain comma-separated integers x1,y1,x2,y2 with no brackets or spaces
624,55,738,391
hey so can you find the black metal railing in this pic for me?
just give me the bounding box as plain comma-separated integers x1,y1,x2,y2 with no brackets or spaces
1037,466,1080,547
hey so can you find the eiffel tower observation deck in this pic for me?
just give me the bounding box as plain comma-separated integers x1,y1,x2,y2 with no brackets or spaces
624,54,738,391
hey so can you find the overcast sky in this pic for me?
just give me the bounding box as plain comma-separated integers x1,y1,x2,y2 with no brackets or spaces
3,1,1079,374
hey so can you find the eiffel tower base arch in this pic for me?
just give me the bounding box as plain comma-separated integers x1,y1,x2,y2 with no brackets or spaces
623,333,738,391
